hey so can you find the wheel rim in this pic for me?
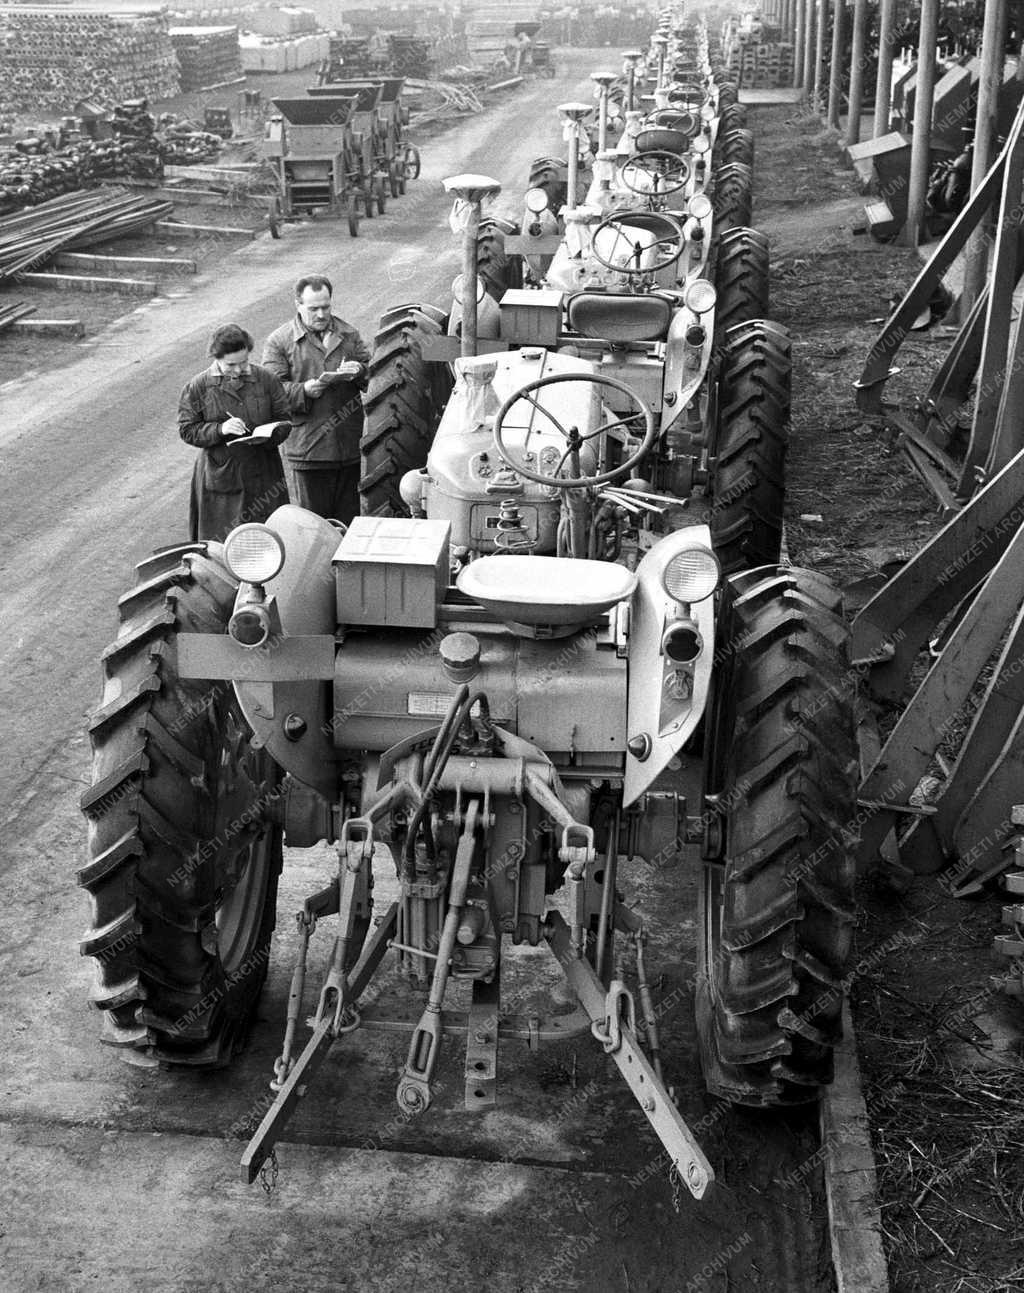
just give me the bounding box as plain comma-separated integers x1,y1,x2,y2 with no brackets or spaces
210,712,278,978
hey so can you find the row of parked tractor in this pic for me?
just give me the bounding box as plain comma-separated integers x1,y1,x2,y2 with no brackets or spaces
263,75,421,236
82,9,858,1206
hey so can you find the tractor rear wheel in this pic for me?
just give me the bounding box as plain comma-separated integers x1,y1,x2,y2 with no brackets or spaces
716,127,754,172
360,305,454,516
80,543,284,1067
709,320,790,574
712,161,753,233
713,226,769,337
477,219,523,301
719,102,748,132
697,566,857,1106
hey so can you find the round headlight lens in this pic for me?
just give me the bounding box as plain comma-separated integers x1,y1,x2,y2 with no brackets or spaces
663,547,720,602
224,524,285,584
684,278,717,314
688,191,712,220
525,186,549,213
692,133,711,154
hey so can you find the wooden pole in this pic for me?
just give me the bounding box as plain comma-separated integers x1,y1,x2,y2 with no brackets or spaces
961,0,1010,313
873,0,896,136
813,0,828,110
803,0,818,98
827,0,844,130
901,0,939,247
846,0,868,144
794,0,807,87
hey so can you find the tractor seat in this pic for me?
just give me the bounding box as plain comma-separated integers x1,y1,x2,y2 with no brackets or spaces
458,555,637,629
567,290,673,343
648,110,698,137
634,127,691,156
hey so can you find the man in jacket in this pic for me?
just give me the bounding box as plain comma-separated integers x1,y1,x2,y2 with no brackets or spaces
262,274,371,523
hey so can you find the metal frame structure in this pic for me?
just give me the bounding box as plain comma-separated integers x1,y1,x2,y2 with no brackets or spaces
852,445,1024,890
854,96,1024,509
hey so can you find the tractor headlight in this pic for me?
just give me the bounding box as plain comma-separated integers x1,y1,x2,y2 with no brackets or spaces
687,192,712,220
224,524,285,585
525,187,549,213
662,547,720,603
692,133,711,154
684,278,716,314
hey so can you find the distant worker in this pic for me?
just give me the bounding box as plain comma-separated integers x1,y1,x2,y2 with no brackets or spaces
515,30,533,73
178,323,292,542
262,275,371,524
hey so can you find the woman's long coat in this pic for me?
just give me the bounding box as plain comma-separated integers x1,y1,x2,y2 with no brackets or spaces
178,362,291,542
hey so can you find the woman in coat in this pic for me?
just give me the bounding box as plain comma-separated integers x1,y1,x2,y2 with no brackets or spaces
178,323,292,542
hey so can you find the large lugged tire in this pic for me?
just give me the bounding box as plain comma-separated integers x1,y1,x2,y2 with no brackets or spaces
80,544,284,1067
718,102,748,133
697,566,857,1105
360,305,454,516
713,226,769,337
477,218,523,302
712,161,753,233
715,127,754,172
528,155,569,211
710,320,790,574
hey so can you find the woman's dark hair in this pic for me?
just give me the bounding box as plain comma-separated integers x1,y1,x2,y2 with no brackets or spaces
294,274,333,299
208,324,254,358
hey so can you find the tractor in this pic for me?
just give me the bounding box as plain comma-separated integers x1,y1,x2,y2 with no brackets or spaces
79,166,857,1203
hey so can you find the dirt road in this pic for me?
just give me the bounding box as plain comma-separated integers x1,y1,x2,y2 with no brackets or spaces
0,55,831,1292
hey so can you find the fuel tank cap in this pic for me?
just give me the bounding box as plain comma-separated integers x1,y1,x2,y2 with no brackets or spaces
440,632,481,683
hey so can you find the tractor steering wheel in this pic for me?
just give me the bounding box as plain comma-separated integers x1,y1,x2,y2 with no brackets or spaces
589,210,686,276
492,372,656,489
619,150,690,196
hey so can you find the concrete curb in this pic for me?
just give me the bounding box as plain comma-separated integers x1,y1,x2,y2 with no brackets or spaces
822,1002,890,1293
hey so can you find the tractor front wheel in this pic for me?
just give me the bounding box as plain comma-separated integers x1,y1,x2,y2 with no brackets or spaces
80,544,284,1067
697,567,857,1106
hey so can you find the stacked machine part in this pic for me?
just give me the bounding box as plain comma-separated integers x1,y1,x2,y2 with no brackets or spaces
170,26,243,91
0,6,180,114
722,16,793,89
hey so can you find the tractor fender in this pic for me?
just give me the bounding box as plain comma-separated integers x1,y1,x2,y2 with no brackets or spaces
623,525,716,806
234,504,340,800
660,299,715,437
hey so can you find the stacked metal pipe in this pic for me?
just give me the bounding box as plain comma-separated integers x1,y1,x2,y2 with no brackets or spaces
0,6,180,113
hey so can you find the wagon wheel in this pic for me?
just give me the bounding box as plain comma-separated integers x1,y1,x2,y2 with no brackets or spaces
267,196,281,240
374,176,387,215
362,183,377,219
403,145,421,181
347,193,361,237
389,159,401,199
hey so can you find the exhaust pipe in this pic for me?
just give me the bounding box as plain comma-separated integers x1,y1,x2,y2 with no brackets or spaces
590,72,617,154
442,173,502,359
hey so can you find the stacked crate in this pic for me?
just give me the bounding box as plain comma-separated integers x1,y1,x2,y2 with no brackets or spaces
724,22,794,89
170,26,243,90
0,5,180,113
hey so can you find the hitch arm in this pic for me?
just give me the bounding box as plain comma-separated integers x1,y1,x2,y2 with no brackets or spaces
240,902,398,1184
546,910,714,1200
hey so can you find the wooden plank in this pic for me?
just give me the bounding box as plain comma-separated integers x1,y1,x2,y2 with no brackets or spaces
822,1005,890,1293
155,186,275,209
20,271,157,297
10,318,85,337
54,252,196,276
153,220,255,241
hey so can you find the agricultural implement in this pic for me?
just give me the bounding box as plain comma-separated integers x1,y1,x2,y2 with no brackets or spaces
309,77,420,202
79,15,856,1205
263,95,369,236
